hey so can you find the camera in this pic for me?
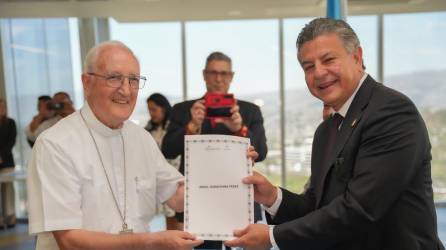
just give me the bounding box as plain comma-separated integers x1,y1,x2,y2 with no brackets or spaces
204,93,235,118
47,102,64,111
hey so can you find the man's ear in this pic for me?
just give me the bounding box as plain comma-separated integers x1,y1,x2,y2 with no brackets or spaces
353,46,363,68
202,69,207,81
81,73,91,97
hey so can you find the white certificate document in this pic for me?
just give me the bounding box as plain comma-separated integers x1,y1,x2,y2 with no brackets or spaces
184,134,254,241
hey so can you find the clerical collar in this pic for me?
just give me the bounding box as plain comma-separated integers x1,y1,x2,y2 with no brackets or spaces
336,73,368,118
80,102,123,137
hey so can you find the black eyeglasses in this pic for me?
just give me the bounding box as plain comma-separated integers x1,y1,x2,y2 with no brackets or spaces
204,70,234,79
88,72,147,89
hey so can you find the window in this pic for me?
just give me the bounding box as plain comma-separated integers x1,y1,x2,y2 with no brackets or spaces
110,19,183,126
1,18,77,217
283,18,315,192
384,12,446,201
349,15,378,78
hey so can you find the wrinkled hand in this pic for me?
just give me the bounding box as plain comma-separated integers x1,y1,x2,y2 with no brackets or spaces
188,100,206,134
243,171,277,207
216,103,242,132
224,224,271,250
150,230,203,250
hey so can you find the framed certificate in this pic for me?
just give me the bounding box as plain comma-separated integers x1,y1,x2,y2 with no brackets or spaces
184,135,254,241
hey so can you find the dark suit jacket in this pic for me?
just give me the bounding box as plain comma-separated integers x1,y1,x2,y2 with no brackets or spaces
162,98,267,174
0,118,17,169
268,76,444,250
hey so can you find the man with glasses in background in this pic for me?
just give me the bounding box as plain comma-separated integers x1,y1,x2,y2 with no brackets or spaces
27,41,203,250
162,51,268,249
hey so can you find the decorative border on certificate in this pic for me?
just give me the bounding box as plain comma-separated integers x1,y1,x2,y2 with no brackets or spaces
184,135,253,241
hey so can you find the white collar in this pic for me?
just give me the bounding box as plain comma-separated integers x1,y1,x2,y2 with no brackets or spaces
336,73,368,118
80,102,123,137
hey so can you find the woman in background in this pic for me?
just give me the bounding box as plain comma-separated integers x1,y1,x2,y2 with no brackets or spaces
0,98,17,228
145,93,172,147
145,93,181,230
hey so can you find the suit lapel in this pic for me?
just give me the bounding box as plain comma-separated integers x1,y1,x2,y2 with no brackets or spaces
315,75,377,207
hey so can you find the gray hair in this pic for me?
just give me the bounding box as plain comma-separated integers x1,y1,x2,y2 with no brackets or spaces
205,51,232,69
297,18,365,69
83,40,139,72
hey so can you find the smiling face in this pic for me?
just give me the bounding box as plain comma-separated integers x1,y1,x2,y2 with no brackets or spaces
82,45,140,129
299,33,364,111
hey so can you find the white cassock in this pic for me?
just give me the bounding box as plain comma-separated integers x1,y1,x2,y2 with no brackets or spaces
27,102,183,250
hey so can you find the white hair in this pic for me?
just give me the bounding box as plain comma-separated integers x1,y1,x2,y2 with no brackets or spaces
83,40,139,73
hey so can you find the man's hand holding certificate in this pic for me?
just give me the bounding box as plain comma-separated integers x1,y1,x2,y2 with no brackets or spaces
184,135,254,241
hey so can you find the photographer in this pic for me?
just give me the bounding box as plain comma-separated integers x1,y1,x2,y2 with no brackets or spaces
25,95,53,147
162,51,268,249
25,92,75,144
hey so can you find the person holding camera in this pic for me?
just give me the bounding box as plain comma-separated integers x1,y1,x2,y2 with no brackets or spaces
162,51,268,249
25,92,75,144
25,95,53,147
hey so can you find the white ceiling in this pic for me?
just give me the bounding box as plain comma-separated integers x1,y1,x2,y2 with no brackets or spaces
0,0,445,22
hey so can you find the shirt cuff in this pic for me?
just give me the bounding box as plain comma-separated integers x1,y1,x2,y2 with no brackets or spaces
263,187,282,217
233,125,248,137
269,225,280,249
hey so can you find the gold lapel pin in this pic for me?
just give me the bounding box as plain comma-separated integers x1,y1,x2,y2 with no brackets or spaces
351,119,357,128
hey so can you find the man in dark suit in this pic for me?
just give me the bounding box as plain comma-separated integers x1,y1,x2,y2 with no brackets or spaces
162,51,268,249
225,18,444,250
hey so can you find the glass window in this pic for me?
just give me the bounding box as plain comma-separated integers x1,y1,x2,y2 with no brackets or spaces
283,18,315,193
384,12,446,201
349,15,378,78
185,19,281,185
1,18,77,218
110,19,183,127
68,18,83,110
45,19,75,94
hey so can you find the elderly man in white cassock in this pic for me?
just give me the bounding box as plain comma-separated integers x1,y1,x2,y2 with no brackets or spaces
27,41,203,250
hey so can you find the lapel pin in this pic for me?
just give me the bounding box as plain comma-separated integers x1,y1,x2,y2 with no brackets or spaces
351,119,357,128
